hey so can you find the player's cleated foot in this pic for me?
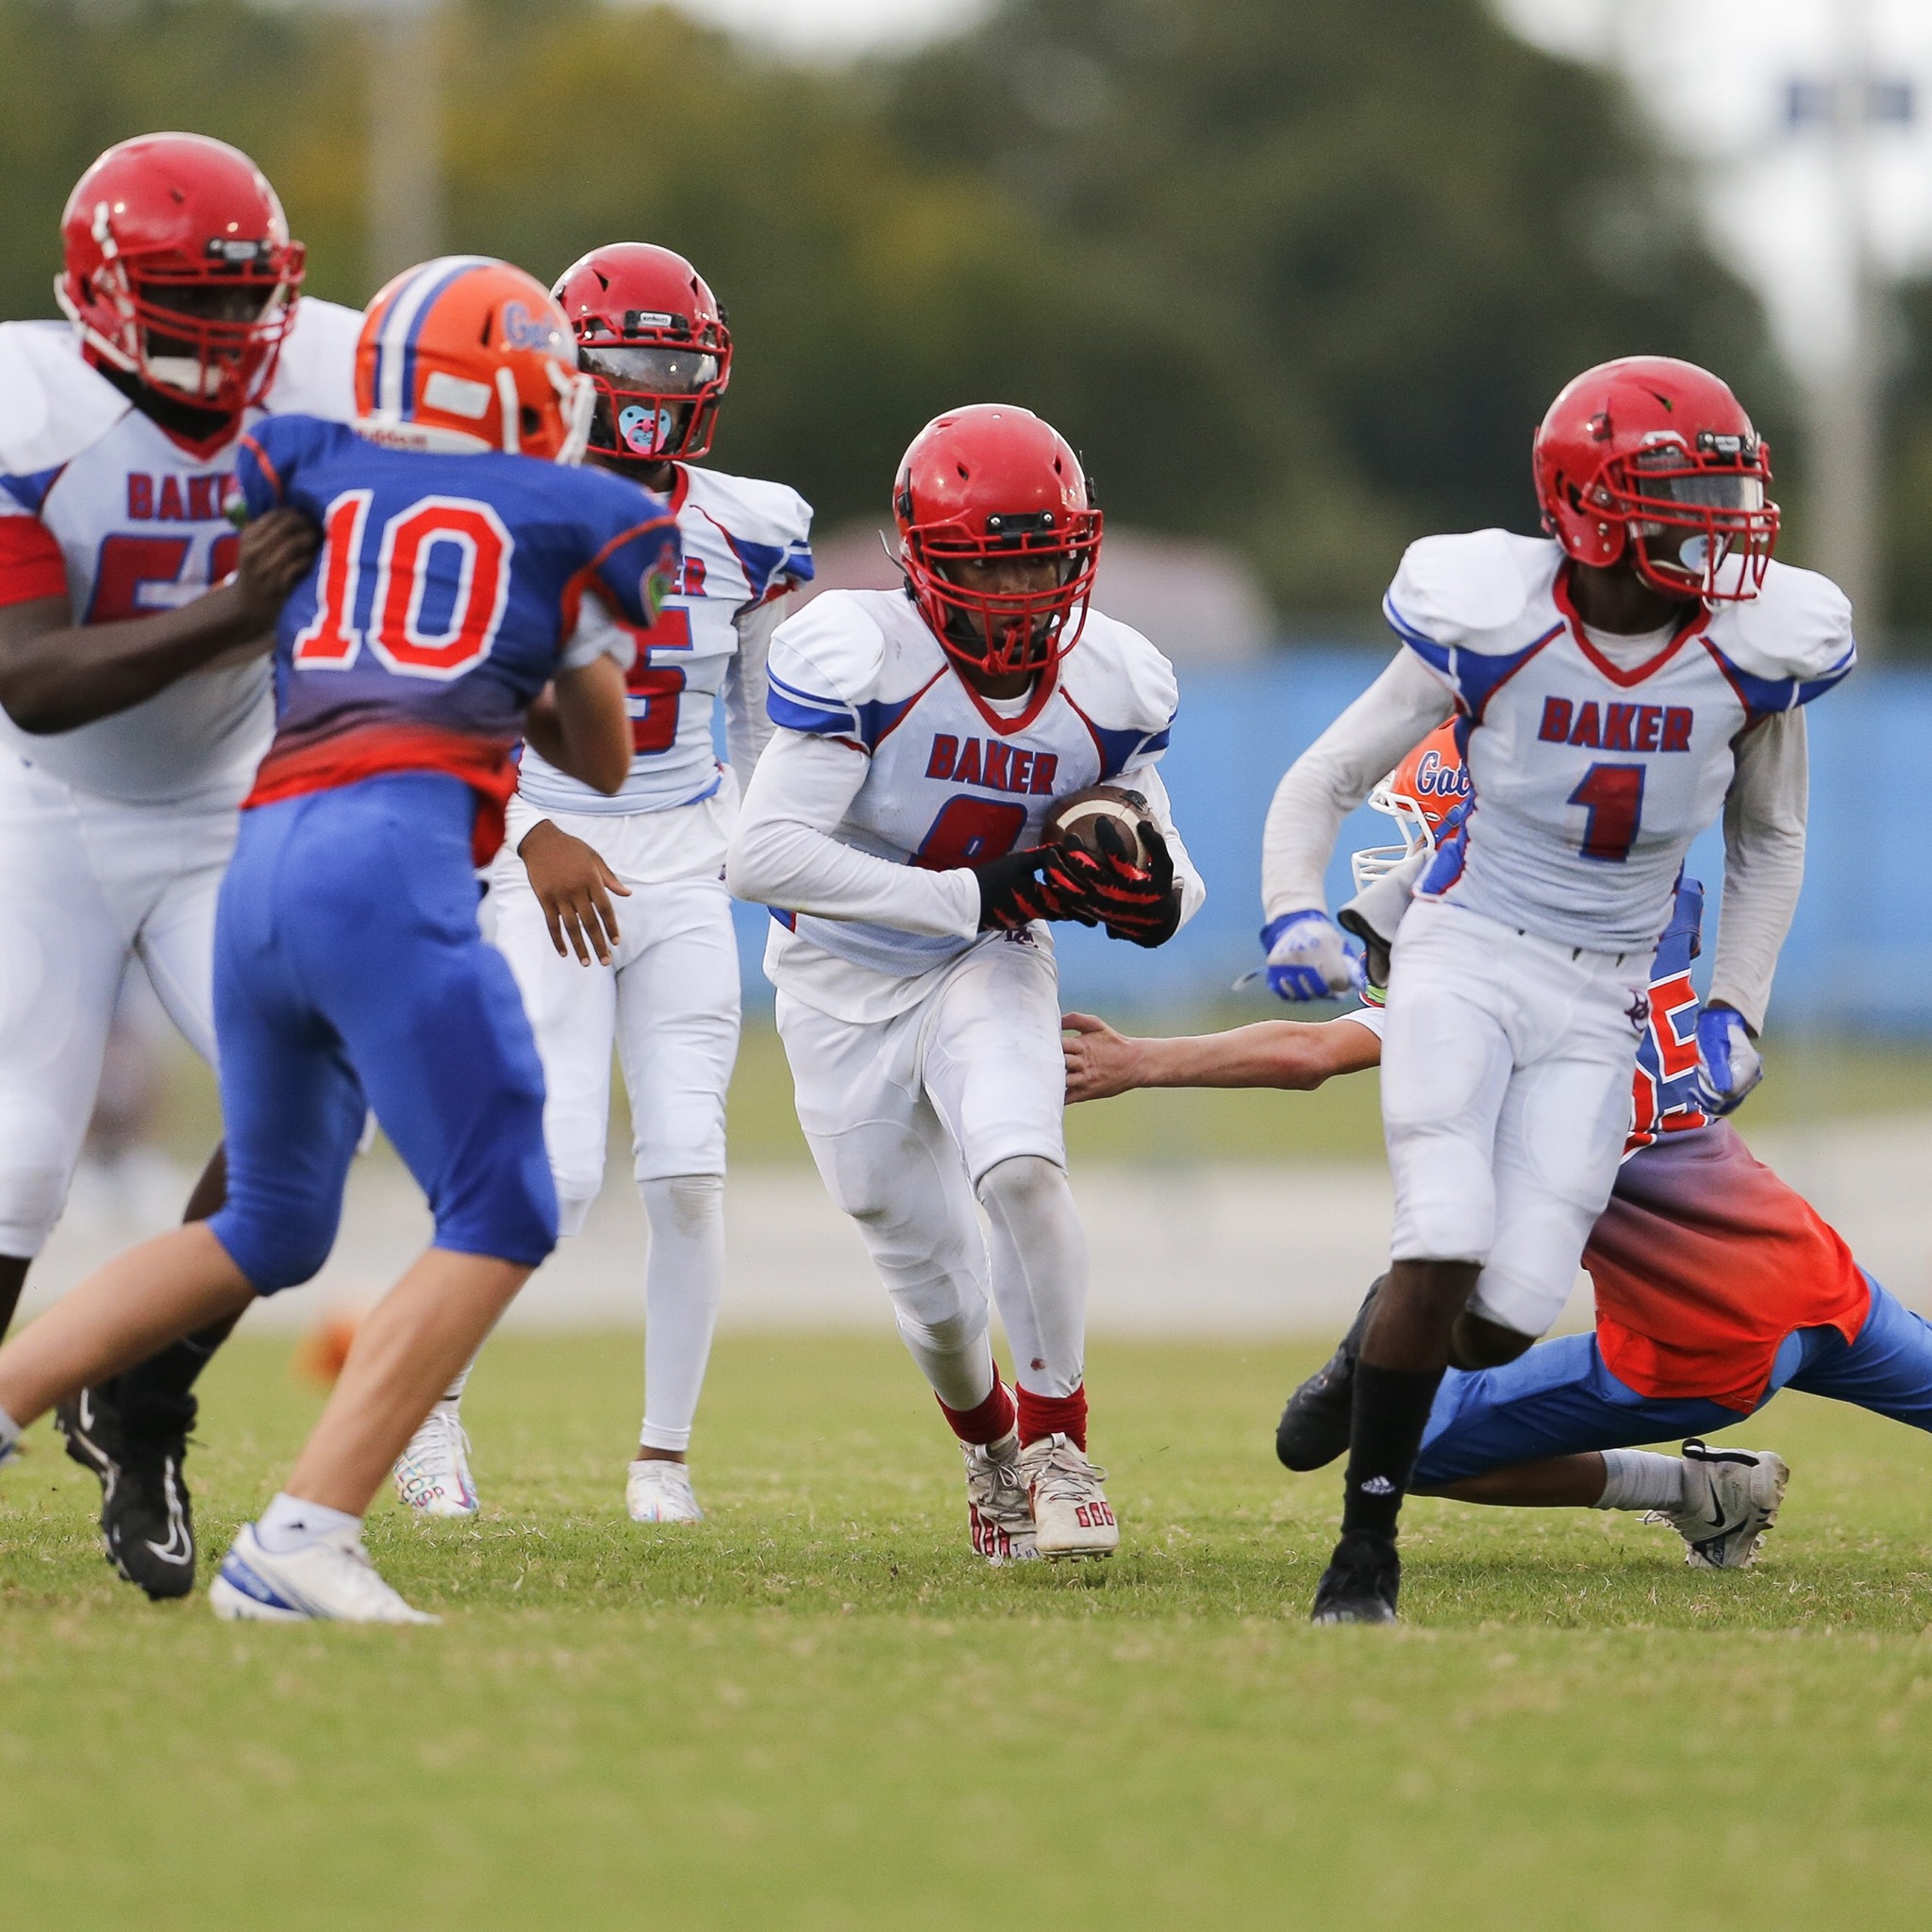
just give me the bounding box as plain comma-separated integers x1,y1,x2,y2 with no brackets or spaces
56,1388,196,1601
1276,1274,1385,1472
392,1409,479,1519
1309,1531,1401,1624
963,1427,1039,1564
1656,1439,1789,1570
209,1523,438,1624
1018,1432,1118,1559
625,1458,705,1524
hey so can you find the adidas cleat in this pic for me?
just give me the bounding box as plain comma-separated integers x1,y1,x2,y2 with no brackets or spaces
962,1428,1039,1564
209,1523,438,1624
1276,1274,1384,1472
56,1388,196,1601
1018,1432,1118,1559
1309,1530,1401,1625
392,1409,479,1519
625,1458,705,1524
1656,1439,1789,1570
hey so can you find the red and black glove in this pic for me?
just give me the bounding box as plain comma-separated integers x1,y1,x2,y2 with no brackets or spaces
1054,817,1183,947
974,845,1099,932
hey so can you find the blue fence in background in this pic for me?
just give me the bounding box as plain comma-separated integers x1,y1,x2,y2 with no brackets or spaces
728,649,1927,1032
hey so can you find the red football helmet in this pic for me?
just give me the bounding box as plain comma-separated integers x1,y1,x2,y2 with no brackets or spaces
1352,722,1469,889
1533,356,1779,604
551,243,731,462
893,404,1103,677
58,132,305,417
355,257,594,463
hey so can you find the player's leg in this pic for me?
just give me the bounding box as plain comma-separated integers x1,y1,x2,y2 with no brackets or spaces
1782,1274,1932,1431
777,989,1031,1561
922,939,1116,1559
613,873,739,1524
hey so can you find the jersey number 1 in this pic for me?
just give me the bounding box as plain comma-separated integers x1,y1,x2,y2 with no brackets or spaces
292,491,512,681
1570,761,1645,863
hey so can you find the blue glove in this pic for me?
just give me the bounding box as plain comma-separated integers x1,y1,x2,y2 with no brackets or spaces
1259,910,1363,1003
1694,1005,1762,1116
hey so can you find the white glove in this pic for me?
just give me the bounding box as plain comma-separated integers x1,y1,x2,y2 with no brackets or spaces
1259,909,1363,1003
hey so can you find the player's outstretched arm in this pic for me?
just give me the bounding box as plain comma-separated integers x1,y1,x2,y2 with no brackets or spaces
0,508,319,734
1062,1011,1382,1103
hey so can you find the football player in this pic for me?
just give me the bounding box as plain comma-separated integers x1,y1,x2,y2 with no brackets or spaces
392,243,813,1527
727,404,1202,1561
0,258,678,1623
1067,729,1921,1574
1257,358,1853,1622
0,133,359,1597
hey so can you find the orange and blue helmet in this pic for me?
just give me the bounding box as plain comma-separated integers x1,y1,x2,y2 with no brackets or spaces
1351,721,1472,891
354,256,594,464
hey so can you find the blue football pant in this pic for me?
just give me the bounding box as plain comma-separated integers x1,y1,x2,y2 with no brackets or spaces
207,773,557,1293
1411,1275,1932,1486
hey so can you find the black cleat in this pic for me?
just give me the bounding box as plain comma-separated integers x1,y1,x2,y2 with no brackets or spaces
1309,1531,1401,1625
1276,1274,1386,1472
55,1389,197,1601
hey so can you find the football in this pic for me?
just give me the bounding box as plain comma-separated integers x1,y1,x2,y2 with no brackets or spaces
1041,784,1158,865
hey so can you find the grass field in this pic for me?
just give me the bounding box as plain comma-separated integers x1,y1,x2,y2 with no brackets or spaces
6,1332,1932,1930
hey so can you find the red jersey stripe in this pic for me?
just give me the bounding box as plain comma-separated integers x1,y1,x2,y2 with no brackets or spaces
0,516,69,608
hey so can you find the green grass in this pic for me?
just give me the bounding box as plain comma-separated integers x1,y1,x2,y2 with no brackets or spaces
7,1333,1932,1929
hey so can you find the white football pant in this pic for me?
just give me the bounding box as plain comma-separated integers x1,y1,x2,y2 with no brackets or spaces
0,751,234,1257
1381,896,1651,1339
491,847,739,1453
776,931,1089,1403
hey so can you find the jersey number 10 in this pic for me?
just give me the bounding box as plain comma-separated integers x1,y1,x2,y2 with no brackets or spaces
291,491,512,681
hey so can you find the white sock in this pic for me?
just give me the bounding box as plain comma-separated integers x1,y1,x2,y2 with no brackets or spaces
0,1402,19,1464
1594,1448,1686,1512
637,1175,725,1455
255,1491,361,1554
436,1360,473,1413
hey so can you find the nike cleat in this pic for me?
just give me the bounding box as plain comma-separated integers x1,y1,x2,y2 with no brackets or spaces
56,1389,196,1601
1656,1439,1789,1570
392,1409,479,1519
209,1523,438,1624
1276,1274,1385,1472
962,1428,1039,1564
625,1458,705,1524
1018,1432,1119,1559
1310,1531,1401,1624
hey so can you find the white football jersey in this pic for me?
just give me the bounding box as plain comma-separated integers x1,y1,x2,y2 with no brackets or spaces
1389,531,1854,951
0,299,360,803
515,462,812,818
762,587,1184,992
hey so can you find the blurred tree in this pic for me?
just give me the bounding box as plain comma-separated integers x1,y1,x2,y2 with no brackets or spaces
0,0,1786,625
1885,278,1932,646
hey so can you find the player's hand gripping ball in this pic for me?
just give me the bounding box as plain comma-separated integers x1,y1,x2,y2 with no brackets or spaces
1041,786,1182,947
1258,908,1363,1002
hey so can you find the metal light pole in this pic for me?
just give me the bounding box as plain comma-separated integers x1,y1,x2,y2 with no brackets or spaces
363,0,445,293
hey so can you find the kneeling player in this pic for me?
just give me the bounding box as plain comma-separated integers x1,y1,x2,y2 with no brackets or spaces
394,243,813,1526
728,405,1202,1560
0,258,677,1622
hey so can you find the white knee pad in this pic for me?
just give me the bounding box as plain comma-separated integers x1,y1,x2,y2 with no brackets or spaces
553,1186,598,1242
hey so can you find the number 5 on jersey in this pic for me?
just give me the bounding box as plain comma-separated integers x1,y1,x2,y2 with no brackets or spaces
292,490,513,681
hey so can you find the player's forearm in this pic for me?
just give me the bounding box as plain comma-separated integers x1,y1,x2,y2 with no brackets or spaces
1260,651,1453,919
1135,1022,1377,1090
1711,711,1808,1031
0,587,267,734
725,599,783,778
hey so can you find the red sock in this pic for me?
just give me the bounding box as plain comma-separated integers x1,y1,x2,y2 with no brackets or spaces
937,1377,1016,1446
1017,1385,1087,1451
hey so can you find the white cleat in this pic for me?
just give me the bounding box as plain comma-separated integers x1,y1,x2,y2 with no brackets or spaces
1655,1438,1790,1570
625,1458,705,1524
1018,1431,1119,1560
963,1428,1039,1565
392,1409,479,1519
208,1523,439,1624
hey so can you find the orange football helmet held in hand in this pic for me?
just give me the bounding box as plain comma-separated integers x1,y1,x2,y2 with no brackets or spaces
58,131,306,418
893,404,1103,678
1351,721,1471,891
354,257,595,464
1533,356,1779,605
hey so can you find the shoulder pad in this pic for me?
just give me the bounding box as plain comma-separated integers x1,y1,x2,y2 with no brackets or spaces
1717,559,1856,686
266,298,360,424
686,467,814,548
1062,608,1179,741
766,590,892,738
0,321,128,477
1384,529,1559,653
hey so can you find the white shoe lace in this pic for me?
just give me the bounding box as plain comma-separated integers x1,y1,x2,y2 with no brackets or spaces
397,1410,474,1507
1020,1436,1109,1503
